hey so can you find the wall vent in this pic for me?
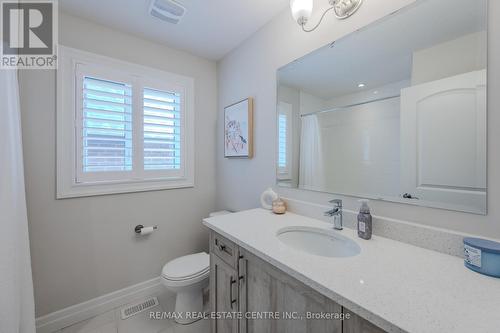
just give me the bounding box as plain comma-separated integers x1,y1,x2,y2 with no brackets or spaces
120,297,159,320
149,0,186,24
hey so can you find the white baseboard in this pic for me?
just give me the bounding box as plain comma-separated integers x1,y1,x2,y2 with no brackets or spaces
36,277,166,333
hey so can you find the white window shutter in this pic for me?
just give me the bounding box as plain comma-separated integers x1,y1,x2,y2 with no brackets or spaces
143,88,182,171
81,77,133,174
278,113,287,169
277,101,293,180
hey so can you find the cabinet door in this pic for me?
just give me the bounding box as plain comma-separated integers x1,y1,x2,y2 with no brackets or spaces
210,253,239,333
343,308,386,333
239,249,342,333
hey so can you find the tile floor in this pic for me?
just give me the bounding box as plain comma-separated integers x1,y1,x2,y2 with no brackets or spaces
53,291,210,333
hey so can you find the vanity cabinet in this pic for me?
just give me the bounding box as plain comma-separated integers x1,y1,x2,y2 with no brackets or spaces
342,310,387,333
239,248,342,333
209,231,386,333
210,253,239,333
210,232,240,333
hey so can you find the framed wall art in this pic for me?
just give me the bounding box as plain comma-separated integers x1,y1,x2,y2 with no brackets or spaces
224,97,253,158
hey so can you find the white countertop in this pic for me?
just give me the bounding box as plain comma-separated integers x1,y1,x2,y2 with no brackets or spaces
203,208,500,333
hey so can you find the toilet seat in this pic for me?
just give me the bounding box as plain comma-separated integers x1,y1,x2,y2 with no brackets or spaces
162,252,209,282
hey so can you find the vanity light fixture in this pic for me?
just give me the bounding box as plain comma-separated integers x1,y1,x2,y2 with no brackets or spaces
290,0,313,26
290,0,363,32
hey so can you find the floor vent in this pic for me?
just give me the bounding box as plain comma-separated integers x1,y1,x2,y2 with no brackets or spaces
120,297,159,320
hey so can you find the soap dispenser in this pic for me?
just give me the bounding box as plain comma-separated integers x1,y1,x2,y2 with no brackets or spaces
357,199,372,240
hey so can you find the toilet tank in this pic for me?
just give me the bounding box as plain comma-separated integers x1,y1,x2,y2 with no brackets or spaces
209,211,232,217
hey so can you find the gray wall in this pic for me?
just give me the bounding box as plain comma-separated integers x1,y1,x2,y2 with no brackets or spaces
412,31,487,85
19,12,217,317
216,0,500,239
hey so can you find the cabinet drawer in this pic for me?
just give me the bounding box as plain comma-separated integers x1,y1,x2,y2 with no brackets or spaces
210,231,239,268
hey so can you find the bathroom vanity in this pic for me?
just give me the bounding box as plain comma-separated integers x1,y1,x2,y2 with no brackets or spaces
204,209,500,333
208,5,496,328
209,230,382,333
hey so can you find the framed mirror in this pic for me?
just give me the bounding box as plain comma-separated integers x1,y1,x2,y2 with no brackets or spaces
276,0,488,214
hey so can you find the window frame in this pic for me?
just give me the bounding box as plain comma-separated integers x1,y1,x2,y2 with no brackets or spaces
57,46,195,199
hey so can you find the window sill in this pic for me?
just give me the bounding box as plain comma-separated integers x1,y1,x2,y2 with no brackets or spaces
56,178,194,199
277,173,292,181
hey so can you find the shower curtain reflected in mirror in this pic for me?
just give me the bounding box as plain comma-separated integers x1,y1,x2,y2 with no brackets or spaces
299,115,325,191
0,67,36,332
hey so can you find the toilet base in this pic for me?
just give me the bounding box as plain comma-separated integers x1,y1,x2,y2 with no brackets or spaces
174,288,204,325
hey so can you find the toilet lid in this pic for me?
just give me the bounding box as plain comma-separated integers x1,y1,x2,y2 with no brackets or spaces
162,252,209,280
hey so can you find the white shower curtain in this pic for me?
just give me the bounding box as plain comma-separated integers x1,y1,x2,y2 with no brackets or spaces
299,115,325,190
0,68,36,332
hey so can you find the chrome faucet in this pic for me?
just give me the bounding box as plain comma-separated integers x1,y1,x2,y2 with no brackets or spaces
324,199,343,230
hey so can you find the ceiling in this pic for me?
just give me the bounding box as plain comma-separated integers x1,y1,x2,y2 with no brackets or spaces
278,0,487,99
60,0,289,60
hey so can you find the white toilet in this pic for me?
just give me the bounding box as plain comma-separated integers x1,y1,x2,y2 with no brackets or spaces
161,211,231,324
161,252,209,324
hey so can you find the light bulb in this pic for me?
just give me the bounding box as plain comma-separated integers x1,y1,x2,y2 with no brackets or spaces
290,0,313,25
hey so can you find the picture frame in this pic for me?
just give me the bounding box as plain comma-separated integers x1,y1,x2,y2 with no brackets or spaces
224,97,254,158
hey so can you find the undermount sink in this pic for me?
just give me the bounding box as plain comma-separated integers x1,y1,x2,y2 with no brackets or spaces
277,226,361,258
